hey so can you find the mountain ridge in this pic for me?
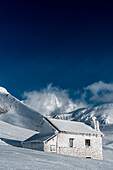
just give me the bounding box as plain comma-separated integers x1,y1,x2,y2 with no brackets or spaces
0,87,113,132
54,103,113,130
0,88,43,130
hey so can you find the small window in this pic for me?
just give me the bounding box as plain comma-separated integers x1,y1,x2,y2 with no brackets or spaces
86,157,91,159
50,145,56,152
69,138,74,147
85,139,90,147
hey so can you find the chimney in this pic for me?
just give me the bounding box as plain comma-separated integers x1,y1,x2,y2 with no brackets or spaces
92,117,100,131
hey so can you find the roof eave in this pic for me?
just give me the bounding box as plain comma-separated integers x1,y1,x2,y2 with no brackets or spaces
59,131,102,137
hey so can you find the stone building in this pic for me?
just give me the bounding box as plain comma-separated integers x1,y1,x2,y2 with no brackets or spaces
22,118,103,160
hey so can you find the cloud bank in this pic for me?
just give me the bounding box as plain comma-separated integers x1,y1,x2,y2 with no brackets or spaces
23,81,113,116
23,84,85,116
83,81,113,103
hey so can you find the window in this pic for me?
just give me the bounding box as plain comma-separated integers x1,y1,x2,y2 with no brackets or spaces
85,139,90,147
69,138,74,147
50,145,56,152
86,157,91,159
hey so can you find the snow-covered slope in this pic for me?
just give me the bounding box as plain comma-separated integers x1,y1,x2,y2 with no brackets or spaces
0,87,43,130
0,86,113,133
0,119,36,143
54,103,113,129
0,118,113,170
0,87,113,169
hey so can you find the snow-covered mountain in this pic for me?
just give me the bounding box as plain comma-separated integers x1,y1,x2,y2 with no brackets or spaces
0,87,43,130
0,87,113,169
0,86,113,132
0,119,113,170
54,103,113,130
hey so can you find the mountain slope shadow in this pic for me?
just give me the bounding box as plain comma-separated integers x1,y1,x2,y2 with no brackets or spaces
0,138,22,147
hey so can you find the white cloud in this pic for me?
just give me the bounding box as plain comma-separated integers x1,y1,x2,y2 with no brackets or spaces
83,81,113,103
23,84,85,116
23,81,113,116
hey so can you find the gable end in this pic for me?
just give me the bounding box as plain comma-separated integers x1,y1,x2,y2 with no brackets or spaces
44,117,60,132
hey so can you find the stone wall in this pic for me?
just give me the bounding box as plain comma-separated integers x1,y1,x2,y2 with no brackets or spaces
22,141,44,151
44,135,57,153
57,132,103,160
45,132,103,160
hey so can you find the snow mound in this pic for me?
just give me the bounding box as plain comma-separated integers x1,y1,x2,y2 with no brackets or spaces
0,87,9,94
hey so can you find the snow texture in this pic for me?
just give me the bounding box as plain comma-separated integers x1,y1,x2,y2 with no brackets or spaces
0,119,113,170
54,103,113,129
0,87,9,94
0,92,43,130
23,133,56,143
0,87,113,169
47,118,102,136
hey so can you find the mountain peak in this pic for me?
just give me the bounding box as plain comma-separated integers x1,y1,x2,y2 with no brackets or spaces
0,87,9,94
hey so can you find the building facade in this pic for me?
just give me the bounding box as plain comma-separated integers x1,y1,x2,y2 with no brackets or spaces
22,118,103,160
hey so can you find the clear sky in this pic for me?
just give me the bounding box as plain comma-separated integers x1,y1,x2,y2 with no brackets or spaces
0,0,113,99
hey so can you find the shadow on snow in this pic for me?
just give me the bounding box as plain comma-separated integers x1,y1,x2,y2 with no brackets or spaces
0,138,22,147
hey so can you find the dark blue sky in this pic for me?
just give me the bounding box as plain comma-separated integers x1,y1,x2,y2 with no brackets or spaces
0,0,113,99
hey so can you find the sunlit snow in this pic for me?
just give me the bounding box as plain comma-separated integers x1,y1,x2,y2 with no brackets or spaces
0,120,113,170
0,87,113,169
0,87,9,94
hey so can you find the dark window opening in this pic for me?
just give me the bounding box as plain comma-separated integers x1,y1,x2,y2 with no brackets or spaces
86,157,91,159
69,138,74,147
85,139,90,147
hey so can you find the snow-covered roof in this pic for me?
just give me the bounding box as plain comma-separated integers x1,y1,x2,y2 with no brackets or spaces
47,118,102,136
23,132,56,143
23,118,102,144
